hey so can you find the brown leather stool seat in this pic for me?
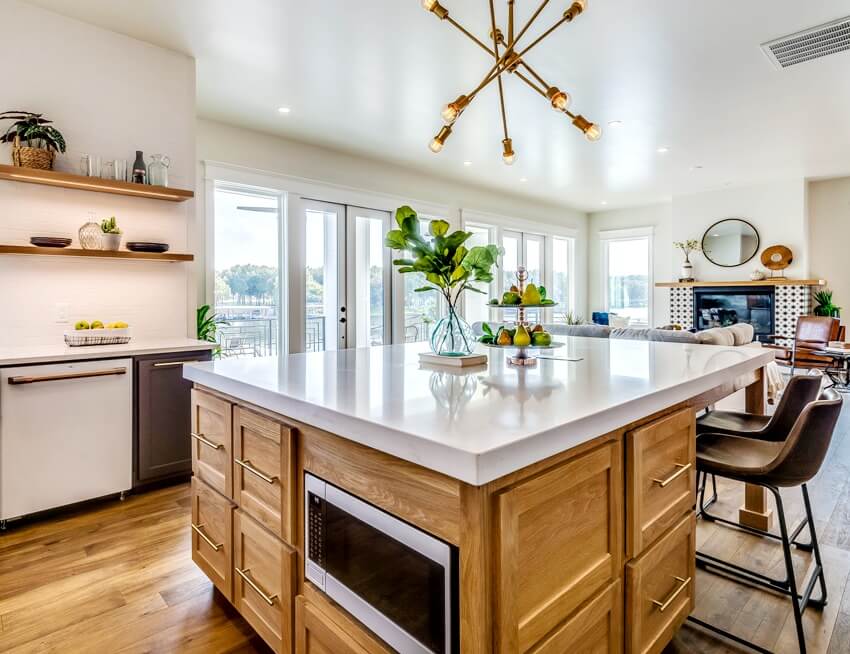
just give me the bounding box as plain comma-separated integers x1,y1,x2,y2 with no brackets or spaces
689,388,843,654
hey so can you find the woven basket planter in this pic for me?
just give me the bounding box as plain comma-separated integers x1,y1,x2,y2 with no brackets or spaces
12,145,55,170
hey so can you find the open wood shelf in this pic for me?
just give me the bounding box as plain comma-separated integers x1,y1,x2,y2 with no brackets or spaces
0,245,193,262
655,279,826,288
0,164,194,202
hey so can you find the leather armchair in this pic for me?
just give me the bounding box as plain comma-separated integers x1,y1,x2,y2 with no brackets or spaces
765,315,844,373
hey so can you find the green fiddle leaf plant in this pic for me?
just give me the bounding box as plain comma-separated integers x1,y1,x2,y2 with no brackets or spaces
385,205,502,312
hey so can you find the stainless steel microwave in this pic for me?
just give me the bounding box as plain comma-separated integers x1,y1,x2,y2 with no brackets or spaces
304,473,458,654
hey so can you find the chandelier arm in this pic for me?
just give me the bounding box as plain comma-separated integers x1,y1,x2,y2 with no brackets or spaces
517,61,549,89
508,0,515,44
517,15,571,58
514,71,548,98
446,16,496,55
508,0,551,49
488,0,510,141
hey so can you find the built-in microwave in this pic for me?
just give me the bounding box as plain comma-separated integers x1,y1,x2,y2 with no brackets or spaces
304,473,458,654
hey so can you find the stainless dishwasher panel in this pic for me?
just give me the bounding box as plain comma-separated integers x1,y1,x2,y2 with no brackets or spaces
0,358,133,521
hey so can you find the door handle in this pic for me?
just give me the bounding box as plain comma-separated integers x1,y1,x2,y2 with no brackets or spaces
153,360,202,368
8,367,127,385
651,576,691,612
235,458,278,484
190,432,223,450
191,523,223,551
235,568,278,606
652,463,692,488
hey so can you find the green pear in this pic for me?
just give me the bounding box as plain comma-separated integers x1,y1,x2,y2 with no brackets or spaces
74,320,90,331
521,284,542,305
531,331,552,347
514,324,531,347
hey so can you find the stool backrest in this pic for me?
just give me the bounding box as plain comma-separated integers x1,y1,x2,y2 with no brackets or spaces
762,375,824,440
766,388,843,486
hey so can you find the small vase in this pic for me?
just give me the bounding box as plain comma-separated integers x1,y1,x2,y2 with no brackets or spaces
101,233,122,251
680,260,694,281
78,221,102,250
430,306,475,356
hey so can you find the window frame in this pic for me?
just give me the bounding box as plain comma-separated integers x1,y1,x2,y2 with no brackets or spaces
599,226,654,328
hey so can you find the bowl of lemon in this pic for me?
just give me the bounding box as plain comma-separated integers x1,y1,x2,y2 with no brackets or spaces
64,320,131,347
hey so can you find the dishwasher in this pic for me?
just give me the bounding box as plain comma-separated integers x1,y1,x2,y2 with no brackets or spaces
0,358,133,525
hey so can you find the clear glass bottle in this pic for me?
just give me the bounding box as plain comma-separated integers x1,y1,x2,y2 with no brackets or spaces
147,154,171,187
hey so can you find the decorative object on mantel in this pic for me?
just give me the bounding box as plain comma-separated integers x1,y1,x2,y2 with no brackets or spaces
750,269,766,281
385,205,501,356
0,111,66,170
78,214,102,250
421,0,600,163
813,289,841,318
761,244,793,278
701,218,760,267
29,236,71,248
674,239,702,282
99,216,122,251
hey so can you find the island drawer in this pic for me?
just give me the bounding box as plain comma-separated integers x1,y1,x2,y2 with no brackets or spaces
234,509,297,654
233,406,296,543
626,407,695,557
191,477,234,601
295,595,392,654
625,511,696,654
495,440,623,653
191,389,233,499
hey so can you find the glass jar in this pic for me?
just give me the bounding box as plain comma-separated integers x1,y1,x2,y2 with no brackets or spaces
429,305,475,356
147,154,171,187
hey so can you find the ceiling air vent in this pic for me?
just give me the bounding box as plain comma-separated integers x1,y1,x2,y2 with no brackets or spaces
761,16,850,69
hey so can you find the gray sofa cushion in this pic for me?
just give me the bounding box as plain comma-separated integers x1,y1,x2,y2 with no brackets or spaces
546,324,612,339
610,328,699,343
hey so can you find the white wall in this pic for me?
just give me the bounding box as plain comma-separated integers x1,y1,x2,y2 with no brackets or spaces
809,177,850,308
671,180,809,280
196,118,589,315
0,1,196,346
588,204,673,325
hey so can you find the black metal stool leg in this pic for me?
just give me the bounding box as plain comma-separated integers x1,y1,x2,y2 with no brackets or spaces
801,484,828,608
770,486,807,653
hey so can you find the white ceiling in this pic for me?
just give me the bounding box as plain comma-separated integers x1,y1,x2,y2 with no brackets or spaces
25,0,850,211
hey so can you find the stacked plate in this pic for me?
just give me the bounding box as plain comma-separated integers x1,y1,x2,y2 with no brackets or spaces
30,236,72,248
126,242,169,253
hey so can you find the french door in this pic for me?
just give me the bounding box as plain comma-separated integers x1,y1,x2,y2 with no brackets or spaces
501,230,547,323
290,198,392,352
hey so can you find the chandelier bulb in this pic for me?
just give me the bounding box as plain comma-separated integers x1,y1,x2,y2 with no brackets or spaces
421,0,437,10
546,87,571,111
429,125,453,153
421,0,449,19
585,123,602,142
440,95,469,124
502,138,517,165
574,0,588,11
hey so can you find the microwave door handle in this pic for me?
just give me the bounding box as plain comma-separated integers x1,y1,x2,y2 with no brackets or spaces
7,367,127,385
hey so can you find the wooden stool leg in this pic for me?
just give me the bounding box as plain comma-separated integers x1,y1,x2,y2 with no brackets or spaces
739,368,774,531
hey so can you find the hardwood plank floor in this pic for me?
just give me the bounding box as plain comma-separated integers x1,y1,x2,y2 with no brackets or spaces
3,399,850,653
0,484,270,654
668,395,850,653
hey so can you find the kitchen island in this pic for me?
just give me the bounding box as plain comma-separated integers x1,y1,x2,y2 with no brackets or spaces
184,338,773,654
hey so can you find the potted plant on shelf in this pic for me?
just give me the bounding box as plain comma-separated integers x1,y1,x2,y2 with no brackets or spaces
386,205,501,356
813,289,841,318
0,111,66,170
100,216,122,251
674,239,702,281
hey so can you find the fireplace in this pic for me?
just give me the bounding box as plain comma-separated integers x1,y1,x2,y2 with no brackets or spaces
693,286,775,342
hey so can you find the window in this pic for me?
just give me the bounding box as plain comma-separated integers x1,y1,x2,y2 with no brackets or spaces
601,229,653,327
402,218,442,343
551,237,572,317
463,222,496,327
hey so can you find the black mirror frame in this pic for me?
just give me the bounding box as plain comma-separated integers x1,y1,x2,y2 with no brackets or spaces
701,218,760,268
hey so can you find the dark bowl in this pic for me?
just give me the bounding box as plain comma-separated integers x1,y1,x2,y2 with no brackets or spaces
126,242,169,253
30,237,72,248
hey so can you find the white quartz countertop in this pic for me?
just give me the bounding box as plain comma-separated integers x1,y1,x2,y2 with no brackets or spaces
184,339,774,485
0,338,216,366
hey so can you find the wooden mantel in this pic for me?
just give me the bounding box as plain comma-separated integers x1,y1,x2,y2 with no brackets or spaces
656,279,826,288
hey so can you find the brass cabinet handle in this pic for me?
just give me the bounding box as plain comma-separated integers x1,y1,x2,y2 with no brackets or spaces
190,432,223,450
652,462,692,488
235,458,278,484
153,360,201,368
651,576,691,612
191,523,222,551
8,367,127,385
235,567,277,606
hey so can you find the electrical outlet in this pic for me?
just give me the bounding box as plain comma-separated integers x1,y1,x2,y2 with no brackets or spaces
55,302,70,323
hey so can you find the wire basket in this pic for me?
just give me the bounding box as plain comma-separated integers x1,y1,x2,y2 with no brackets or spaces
64,328,131,347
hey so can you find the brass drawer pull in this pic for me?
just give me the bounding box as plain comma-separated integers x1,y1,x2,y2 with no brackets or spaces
153,360,202,368
8,367,127,385
191,523,222,551
191,432,223,450
236,567,277,606
651,576,691,612
235,458,278,484
652,462,692,488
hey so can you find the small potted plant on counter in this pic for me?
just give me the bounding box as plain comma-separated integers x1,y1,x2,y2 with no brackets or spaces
100,216,122,251
0,111,66,170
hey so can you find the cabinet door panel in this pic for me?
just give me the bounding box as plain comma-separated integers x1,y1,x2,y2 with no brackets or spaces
295,596,391,654
191,389,233,498
191,477,233,601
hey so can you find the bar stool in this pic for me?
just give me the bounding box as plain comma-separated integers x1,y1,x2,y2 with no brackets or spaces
689,388,843,654
695,374,823,521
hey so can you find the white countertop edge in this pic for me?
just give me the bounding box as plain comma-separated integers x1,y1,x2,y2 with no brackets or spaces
0,339,216,366
184,348,774,486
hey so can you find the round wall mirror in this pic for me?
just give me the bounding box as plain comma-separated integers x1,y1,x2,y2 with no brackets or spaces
701,219,760,267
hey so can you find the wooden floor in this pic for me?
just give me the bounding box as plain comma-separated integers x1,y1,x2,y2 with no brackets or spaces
3,403,850,653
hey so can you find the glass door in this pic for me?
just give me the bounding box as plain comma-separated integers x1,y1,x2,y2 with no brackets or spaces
346,206,392,347
212,184,282,359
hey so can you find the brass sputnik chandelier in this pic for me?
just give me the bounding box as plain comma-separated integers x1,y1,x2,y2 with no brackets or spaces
421,0,601,164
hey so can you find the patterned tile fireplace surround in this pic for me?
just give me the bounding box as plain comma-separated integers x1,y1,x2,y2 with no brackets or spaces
664,281,822,339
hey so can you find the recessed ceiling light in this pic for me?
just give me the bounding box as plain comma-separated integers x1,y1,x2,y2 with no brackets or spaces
690,165,704,171
277,107,291,114
463,161,472,167
520,177,528,182
657,146,670,153
600,200,608,205
608,121,624,128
